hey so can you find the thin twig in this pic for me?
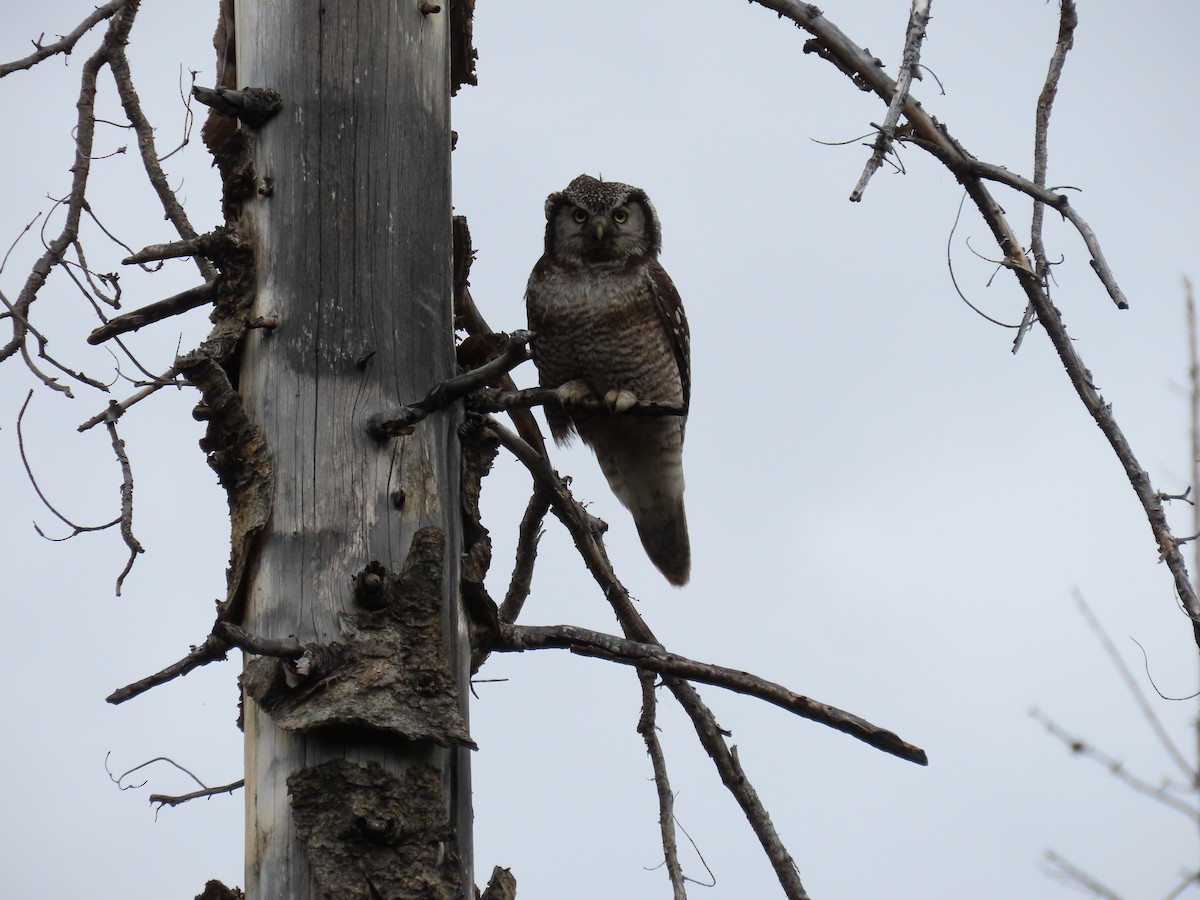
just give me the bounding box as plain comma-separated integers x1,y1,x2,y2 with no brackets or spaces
1165,869,1200,900
123,234,215,265
1043,849,1123,900
16,391,120,538
1017,0,1077,353
1030,707,1198,820
155,65,196,164
1071,589,1194,782
945,192,1022,329
850,0,931,202
2,8,132,372
638,672,688,900
498,487,551,625
150,778,244,809
1186,274,1200,788
77,363,185,432
102,402,144,594
0,213,42,276
107,753,207,791
105,7,215,284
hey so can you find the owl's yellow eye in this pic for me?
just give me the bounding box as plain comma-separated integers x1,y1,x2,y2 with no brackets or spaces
612,208,629,225
572,208,588,224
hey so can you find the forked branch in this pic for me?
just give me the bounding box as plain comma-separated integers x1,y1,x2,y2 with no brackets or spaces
487,416,929,899
750,0,1200,648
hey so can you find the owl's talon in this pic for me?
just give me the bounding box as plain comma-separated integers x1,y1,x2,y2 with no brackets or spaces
556,379,594,406
603,389,638,414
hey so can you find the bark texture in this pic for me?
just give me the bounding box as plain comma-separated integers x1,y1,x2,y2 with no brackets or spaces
233,2,467,896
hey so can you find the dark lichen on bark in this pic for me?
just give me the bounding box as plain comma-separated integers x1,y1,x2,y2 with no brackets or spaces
290,759,460,900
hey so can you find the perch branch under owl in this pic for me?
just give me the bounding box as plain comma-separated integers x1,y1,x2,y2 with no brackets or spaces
367,330,686,440
366,330,533,437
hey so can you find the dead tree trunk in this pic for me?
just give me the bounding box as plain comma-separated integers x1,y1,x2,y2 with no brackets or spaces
233,2,470,896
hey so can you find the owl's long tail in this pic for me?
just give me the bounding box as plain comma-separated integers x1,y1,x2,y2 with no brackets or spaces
631,496,691,587
585,417,690,587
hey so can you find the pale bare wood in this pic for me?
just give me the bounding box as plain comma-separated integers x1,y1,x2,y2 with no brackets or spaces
235,2,468,897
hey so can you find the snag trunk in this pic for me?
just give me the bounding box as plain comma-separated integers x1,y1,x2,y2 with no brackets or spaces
235,2,469,896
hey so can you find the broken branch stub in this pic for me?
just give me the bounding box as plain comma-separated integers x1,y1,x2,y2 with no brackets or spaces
241,527,474,748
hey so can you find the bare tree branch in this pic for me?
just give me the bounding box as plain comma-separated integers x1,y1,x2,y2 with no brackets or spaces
106,631,231,705
77,363,186,432
105,10,214,285
490,416,814,898
1015,0,1077,352
850,0,930,202
498,487,551,626
101,402,144,594
1043,849,1123,900
0,0,126,78
150,779,244,809
107,752,207,792
105,751,242,809
87,281,216,344
638,672,688,900
2,14,123,368
498,622,928,765
1165,869,1200,900
1030,707,1199,821
750,0,1200,648
1071,589,1195,783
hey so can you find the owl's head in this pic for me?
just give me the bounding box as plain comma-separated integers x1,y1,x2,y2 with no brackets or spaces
543,174,662,264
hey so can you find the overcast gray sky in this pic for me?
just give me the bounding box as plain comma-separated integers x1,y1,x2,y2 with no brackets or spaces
2,1,1198,898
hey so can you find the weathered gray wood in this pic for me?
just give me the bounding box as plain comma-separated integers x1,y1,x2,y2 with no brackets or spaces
234,2,468,897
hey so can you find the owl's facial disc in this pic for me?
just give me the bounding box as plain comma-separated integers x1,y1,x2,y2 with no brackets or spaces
553,198,650,263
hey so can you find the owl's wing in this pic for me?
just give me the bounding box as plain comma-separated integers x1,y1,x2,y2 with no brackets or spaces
645,261,691,410
524,261,578,445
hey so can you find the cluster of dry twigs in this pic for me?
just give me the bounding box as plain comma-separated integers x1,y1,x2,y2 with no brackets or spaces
1,0,211,593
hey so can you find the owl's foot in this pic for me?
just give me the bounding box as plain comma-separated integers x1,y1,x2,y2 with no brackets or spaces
556,379,595,406
603,389,638,414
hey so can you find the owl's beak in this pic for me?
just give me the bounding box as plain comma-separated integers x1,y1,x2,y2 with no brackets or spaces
594,222,605,241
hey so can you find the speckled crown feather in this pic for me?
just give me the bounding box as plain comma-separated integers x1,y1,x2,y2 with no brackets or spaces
544,174,663,255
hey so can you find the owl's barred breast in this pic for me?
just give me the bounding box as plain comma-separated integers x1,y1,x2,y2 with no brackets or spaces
527,259,685,410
